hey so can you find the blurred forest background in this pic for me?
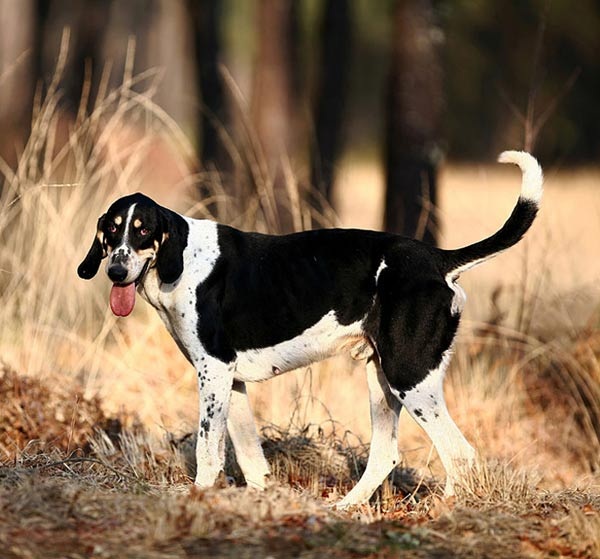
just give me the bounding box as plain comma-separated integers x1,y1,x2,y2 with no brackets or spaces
1,0,598,243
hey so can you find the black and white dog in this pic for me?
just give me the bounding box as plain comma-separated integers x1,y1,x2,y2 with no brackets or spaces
78,151,542,507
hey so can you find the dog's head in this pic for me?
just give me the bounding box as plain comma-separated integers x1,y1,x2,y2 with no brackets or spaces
77,193,188,316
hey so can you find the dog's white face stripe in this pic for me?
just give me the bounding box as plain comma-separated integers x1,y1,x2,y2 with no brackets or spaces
121,203,136,246
108,203,136,257
106,203,152,284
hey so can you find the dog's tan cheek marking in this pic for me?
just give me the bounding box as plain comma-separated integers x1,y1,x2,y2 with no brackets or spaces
153,240,160,251
137,247,155,257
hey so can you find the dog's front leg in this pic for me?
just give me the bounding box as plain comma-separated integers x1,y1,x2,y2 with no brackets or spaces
194,356,234,487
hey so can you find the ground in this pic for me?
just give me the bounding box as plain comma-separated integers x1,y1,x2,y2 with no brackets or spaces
1,362,600,559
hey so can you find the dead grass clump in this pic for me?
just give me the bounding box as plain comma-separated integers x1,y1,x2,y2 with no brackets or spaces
0,469,162,558
152,485,330,542
90,426,190,487
0,361,110,461
453,459,538,512
441,459,600,557
0,363,190,490
261,423,357,496
560,504,600,558
432,486,600,559
521,326,600,473
172,422,437,508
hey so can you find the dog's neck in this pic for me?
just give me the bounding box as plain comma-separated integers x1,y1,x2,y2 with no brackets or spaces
138,217,221,313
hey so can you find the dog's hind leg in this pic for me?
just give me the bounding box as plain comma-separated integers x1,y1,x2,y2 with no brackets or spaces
400,350,476,495
227,381,270,489
337,355,402,508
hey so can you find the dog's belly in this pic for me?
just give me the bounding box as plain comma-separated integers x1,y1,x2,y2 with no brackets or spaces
233,311,365,382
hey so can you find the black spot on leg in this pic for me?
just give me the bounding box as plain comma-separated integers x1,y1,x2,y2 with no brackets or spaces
399,391,406,400
201,418,210,433
206,399,217,419
434,412,439,419
420,417,428,423
413,408,423,418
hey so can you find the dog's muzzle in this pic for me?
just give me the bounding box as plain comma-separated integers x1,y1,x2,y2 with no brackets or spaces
108,259,152,317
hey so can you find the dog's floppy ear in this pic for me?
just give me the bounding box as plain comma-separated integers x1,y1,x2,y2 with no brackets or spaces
77,214,107,279
156,207,188,284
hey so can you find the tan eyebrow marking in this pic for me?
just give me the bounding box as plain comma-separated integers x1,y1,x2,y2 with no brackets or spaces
133,218,142,228
114,215,123,225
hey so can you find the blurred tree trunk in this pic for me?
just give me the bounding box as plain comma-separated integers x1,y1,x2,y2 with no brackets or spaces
0,0,43,170
188,0,230,183
310,0,353,212
59,0,111,115
252,0,300,232
33,0,50,97
384,0,442,245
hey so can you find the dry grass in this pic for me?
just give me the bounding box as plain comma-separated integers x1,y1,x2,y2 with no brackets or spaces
1,55,600,556
2,427,599,558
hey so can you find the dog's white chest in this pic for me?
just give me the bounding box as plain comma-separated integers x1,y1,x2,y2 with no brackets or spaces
232,311,365,382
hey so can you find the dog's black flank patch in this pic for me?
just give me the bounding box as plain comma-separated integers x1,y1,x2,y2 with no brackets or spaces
195,226,402,362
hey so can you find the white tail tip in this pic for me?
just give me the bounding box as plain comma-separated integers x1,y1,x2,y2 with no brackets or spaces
498,150,543,205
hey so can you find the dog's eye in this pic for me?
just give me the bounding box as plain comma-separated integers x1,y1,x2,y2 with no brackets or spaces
107,223,117,233
140,227,150,236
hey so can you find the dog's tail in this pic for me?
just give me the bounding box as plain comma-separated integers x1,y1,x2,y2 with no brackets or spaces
439,150,543,280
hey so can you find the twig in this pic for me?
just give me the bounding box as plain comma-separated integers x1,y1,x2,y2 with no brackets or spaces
32,456,144,484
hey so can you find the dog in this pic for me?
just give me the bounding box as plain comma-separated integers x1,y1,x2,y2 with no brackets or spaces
78,151,542,507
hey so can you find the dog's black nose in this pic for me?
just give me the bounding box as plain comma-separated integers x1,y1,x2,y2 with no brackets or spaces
108,264,128,283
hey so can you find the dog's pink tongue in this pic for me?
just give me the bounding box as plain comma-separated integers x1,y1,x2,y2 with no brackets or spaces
110,283,136,317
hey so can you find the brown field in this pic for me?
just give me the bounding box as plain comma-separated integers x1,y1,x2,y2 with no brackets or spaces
1,79,599,558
